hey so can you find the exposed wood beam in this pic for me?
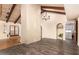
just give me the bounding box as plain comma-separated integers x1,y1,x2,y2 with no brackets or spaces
43,10,65,15
14,15,21,23
6,4,16,22
41,6,64,10
41,8,45,13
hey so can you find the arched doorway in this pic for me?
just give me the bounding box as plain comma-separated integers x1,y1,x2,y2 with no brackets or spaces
56,23,63,40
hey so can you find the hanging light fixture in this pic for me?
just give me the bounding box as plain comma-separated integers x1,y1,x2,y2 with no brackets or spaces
41,11,50,21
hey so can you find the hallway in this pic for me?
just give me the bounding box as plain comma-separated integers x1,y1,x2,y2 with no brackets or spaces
0,38,79,55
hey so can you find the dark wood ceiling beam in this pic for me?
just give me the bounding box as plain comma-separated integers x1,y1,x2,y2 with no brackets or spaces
43,10,65,15
41,6,64,10
14,15,21,23
6,4,16,22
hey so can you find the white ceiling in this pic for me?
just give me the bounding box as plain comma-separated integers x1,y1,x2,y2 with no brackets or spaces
64,4,79,20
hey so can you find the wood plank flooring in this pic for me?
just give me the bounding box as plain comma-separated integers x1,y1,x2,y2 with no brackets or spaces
0,36,20,50
0,38,79,55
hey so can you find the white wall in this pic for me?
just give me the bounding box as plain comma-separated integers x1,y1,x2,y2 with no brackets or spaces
21,4,41,44
42,12,67,40
0,21,7,39
78,17,79,46
0,21,21,39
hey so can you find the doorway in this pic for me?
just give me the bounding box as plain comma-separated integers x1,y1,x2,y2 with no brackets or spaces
65,20,78,45
56,23,63,40
72,20,78,45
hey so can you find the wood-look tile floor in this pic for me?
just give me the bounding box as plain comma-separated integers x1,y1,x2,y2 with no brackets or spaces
0,38,79,55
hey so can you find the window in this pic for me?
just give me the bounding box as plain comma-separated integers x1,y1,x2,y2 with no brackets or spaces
57,23,63,29
10,25,19,36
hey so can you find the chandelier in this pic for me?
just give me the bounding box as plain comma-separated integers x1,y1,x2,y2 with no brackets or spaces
41,12,50,21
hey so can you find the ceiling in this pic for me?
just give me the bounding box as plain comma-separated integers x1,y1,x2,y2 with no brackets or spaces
0,4,21,23
1,4,78,23
41,4,79,20
41,4,64,7
0,4,65,24
64,4,79,20
41,4,65,14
